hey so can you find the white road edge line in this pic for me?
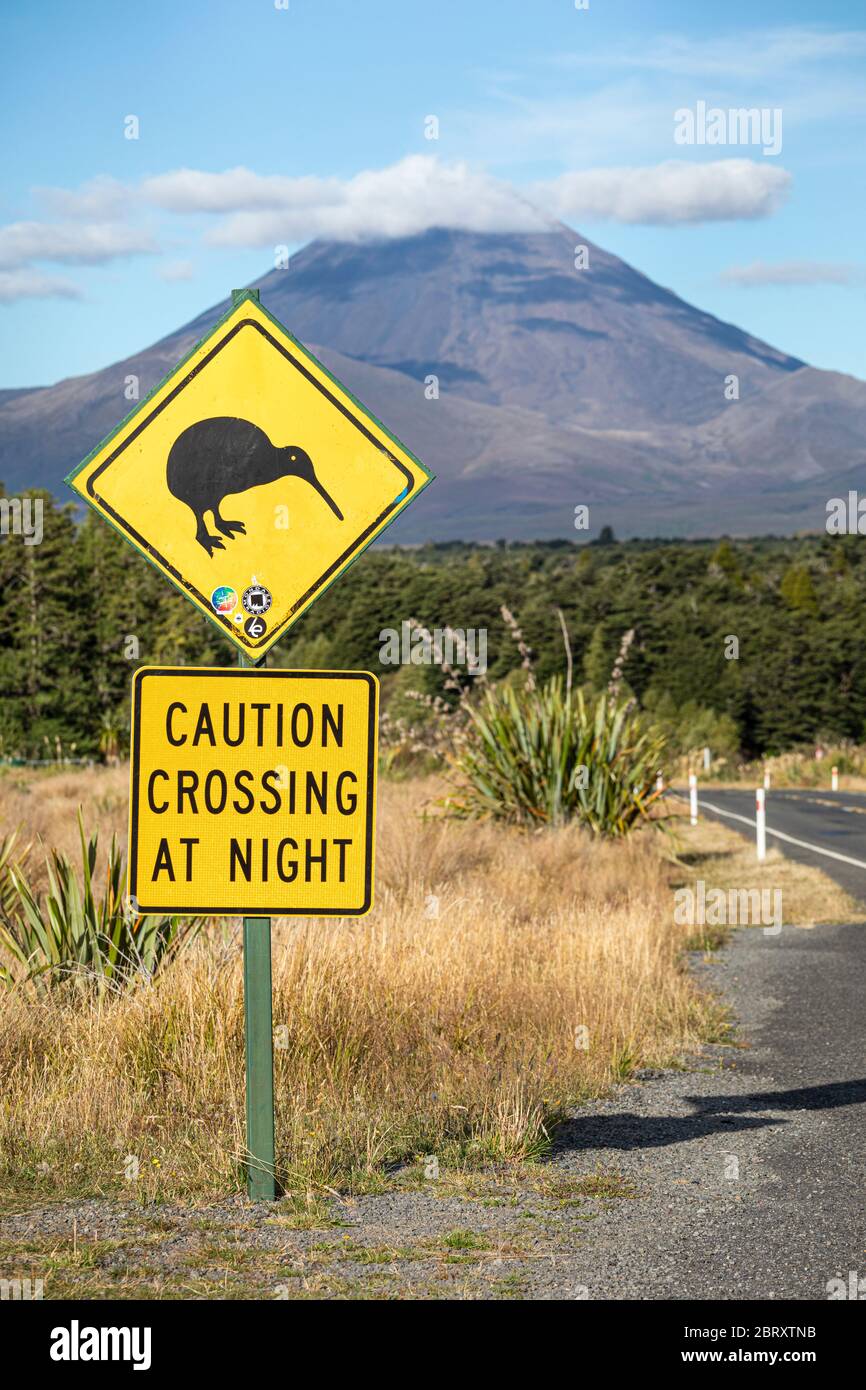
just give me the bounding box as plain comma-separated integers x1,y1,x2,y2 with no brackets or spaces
695,796,866,873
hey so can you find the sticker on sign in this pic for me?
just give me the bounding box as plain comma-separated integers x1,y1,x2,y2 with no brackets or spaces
129,667,378,916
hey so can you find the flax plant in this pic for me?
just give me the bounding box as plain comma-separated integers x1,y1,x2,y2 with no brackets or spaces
447,678,665,833
0,811,199,991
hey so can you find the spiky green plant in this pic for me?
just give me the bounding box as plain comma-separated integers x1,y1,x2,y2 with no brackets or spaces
0,831,29,987
446,678,666,835
0,811,199,991
0,830,27,917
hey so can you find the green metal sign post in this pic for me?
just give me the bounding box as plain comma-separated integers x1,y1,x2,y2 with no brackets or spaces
242,911,276,1199
238,644,276,1201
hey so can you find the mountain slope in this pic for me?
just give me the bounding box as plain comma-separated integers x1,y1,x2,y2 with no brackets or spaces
1,224,863,539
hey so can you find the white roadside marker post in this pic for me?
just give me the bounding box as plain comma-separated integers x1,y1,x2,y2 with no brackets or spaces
756,787,767,862
656,772,664,793
689,772,698,827
832,765,839,792
764,768,771,791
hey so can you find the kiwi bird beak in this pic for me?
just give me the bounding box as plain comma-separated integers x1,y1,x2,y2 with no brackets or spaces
310,471,344,521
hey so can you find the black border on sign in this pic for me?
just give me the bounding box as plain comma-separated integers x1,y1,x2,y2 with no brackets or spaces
86,318,416,651
129,668,378,916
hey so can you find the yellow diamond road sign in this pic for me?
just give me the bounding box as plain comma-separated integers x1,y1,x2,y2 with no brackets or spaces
67,292,433,657
130,667,378,916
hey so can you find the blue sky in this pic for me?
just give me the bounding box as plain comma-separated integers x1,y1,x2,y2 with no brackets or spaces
2,0,865,386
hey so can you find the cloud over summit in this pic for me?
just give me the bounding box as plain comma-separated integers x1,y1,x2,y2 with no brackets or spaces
145,157,555,244
1,155,793,301
141,155,791,246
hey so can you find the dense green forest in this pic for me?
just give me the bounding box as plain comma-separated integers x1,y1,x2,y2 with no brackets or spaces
1,488,864,761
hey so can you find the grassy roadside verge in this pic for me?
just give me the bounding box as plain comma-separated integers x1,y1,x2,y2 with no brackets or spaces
0,767,716,1206
2,769,864,1298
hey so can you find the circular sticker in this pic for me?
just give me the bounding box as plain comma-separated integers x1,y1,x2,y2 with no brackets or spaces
211,585,238,615
244,614,268,640
242,584,273,616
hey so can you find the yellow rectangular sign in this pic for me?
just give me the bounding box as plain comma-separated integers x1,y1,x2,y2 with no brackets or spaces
129,667,378,916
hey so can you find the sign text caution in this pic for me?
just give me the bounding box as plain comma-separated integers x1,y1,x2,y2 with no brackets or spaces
129,667,378,916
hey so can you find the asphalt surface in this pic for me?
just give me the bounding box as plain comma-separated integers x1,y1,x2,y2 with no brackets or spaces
537,785,866,1299
549,929,866,1298
695,786,866,900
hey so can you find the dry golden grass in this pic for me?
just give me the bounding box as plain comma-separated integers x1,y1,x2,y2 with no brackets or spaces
665,806,866,931
701,776,866,793
692,743,866,793
0,768,731,1202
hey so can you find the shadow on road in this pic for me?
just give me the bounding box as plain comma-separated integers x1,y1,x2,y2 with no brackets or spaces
553,1078,866,1153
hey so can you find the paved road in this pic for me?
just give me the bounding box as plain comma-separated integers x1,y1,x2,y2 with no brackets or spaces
694,786,866,900
551,925,866,1298
540,785,866,1298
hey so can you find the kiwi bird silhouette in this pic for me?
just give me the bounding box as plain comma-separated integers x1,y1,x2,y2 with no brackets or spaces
166,416,343,557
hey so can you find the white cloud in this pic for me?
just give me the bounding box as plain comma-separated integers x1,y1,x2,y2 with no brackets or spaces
144,157,554,245
450,82,672,169
554,26,866,78
720,260,861,287
1,155,793,290
142,167,336,214
33,176,130,222
463,28,866,172
0,220,158,269
157,259,195,283
0,269,83,302
537,159,791,225
140,155,788,243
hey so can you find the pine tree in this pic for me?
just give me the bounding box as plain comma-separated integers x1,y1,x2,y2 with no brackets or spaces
780,564,818,615
582,623,610,691
0,492,92,756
